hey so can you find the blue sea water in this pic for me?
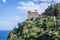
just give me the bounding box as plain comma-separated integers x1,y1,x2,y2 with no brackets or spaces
0,30,10,40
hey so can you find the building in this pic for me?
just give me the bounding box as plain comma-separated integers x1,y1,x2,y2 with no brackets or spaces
28,10,41,20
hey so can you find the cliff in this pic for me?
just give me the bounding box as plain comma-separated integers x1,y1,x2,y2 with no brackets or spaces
7,3,60,40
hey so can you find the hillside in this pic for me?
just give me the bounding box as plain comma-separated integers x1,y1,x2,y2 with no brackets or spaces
7,3,60,40
43,3,60,17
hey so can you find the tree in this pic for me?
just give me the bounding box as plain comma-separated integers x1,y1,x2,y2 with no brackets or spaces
8,3,60,40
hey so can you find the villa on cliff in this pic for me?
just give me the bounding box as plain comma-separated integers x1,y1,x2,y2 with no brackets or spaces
27,10,56,20
27,10,60,29
28,10,42,20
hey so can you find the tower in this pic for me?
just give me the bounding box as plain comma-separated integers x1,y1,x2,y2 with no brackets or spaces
28,10,39,19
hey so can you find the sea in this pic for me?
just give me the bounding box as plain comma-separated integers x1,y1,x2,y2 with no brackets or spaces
0,30,10,40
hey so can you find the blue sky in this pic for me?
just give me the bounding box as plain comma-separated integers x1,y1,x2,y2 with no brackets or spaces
0,0,59,30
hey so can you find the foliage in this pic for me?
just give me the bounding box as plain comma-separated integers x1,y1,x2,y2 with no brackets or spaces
8,3,60,40
8,17,60,40
43,3,60,17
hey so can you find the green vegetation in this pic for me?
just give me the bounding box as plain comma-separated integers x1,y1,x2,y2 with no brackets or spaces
43,3,60,17
7,3,60,40
8,18,60,40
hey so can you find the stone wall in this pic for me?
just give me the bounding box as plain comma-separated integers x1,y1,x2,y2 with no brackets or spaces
28,10,39,19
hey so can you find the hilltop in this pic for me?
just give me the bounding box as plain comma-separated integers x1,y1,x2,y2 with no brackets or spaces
43,3,60,17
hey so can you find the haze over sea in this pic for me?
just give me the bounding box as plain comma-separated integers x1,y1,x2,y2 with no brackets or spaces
0,30,10,40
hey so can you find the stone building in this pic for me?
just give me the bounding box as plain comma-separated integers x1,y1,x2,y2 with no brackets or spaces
28,10,41,20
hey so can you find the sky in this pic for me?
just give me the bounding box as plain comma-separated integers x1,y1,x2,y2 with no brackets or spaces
0,0,60,30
